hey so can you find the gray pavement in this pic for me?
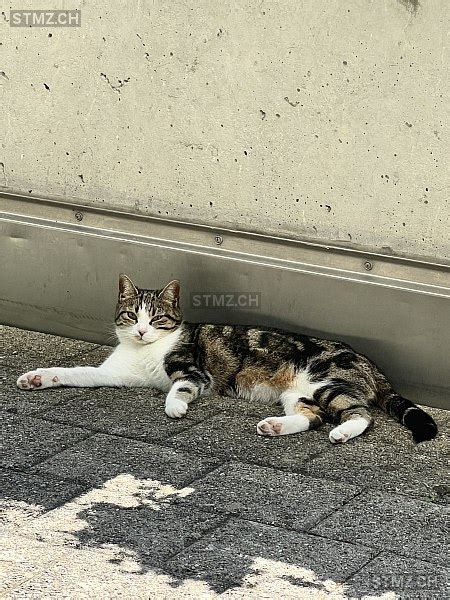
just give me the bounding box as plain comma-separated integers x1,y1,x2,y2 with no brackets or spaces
0,325,449,599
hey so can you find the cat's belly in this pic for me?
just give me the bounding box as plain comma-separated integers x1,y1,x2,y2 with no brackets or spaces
237,384,280,403
232,369,328,402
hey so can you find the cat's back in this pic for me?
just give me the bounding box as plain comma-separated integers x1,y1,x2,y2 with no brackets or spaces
181,321,349,356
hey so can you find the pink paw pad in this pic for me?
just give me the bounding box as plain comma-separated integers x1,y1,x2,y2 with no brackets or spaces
257,419,283,436
16,370,54,390
29,374,42,387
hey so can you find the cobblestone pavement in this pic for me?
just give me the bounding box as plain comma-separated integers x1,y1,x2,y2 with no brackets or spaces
1,326,449,599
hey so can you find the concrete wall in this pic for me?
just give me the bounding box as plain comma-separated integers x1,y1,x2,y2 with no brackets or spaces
1,0,448,260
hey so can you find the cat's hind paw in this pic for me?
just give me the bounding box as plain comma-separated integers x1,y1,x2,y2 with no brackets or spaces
329,426,350,444
17,369,60,391
329,417,369,444
257,417,283,436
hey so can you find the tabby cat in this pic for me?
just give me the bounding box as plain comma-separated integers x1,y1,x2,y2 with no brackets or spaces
17,274,438,443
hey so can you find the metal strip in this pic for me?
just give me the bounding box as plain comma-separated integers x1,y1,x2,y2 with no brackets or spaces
1,192,448,297
1,213,449,299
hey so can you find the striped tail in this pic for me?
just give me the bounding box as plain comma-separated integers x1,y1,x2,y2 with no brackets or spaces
374,373,438,442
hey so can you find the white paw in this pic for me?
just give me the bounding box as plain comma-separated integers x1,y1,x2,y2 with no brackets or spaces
165,397,188,418
329,426,350,444
329,417,369,444
257,417,284,436
16,368,60,391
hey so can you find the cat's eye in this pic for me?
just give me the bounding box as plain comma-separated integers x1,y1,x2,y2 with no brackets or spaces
152,316,170,327
126,311,137,321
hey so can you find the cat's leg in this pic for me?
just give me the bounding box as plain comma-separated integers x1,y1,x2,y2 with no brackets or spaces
311,380,375,443
164,369,211,418
257,392,324,436
16,346,143,391
17,366,130,390
323,394,373,444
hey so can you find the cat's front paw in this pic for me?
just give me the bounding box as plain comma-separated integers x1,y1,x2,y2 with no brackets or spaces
16,369,61,391
165,397,188,418
257,417,283,436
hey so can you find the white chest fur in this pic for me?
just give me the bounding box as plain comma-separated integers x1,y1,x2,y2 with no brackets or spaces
104,329,181,391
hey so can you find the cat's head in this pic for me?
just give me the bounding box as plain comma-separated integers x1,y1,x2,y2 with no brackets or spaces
115,274,182,344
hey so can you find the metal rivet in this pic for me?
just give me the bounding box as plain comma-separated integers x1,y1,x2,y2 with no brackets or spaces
364,260,373,271
75,211,83,222
215,235,223,245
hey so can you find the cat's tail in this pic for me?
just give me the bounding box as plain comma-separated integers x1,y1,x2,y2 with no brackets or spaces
373,371,438,442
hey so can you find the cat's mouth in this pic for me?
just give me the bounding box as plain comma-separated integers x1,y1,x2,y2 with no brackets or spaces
134,335,155,345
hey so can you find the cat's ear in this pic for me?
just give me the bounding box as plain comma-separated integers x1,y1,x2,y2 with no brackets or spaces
159,280,180,304
118,273,137,299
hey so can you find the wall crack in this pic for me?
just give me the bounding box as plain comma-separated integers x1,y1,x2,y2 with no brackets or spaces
100,73,130,94
284,96,300,107
0,162,8,187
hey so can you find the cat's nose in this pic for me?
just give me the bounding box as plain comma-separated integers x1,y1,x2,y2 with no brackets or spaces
137,327,147,337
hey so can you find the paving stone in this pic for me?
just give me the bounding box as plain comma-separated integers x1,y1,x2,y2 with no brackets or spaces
366,406,450,447
139,393,272,422
3,324,450,597
0,531,65,595
0,413,90,469
424,405,450,434
0,364,86,416
0,469,87,526
17,472,227,576
345,552,450,600
0,325,100,371
33,433,221,488
39,388,203,443
222,574,345,599
303,436,450,504
0,532,216,598
60,344,112,366
176,462,360,530
0,331,112,416
164,414,334,470
311,490,449,566
193,393,281,418
75,502,226,568
165,518,376,594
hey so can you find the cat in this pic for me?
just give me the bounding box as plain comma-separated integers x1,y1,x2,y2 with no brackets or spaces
17,274,438,444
